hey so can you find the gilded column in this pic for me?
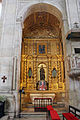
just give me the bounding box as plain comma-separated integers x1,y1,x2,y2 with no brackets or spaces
33,55,37,90
61,59,64,83
23,55,27,87
57,60,61,83
48,55,52,90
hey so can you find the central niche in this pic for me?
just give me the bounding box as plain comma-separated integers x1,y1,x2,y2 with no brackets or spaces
37,63,48,91
40,65,45,80
37,64,47,81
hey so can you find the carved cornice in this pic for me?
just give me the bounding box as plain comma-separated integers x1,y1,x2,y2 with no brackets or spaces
68,70,80,79
66,28,80,40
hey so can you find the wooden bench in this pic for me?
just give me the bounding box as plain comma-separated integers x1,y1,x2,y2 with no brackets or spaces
50,110,61,120
62,105,80,120
46,105,61,120
46,105,54,120
34,98,52,112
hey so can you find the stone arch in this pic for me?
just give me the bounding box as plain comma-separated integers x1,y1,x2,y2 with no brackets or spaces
17,3,63,27
17,2,68,113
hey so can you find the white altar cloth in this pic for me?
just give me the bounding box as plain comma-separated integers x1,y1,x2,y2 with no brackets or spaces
30,93,55,104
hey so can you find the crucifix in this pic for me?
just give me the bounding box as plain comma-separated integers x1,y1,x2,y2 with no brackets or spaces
1,76,7,83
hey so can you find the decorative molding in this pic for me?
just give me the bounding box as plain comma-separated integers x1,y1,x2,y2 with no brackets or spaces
67,55,80,78
12,56,17,90
66,29,80,40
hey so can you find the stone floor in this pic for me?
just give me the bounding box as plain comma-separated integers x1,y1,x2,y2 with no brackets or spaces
14,112,63,120
14,116,63,120
14,116,46,120
14,112,46,120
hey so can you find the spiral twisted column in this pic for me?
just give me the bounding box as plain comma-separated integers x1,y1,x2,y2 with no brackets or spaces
48,55,52,90
33,55,37,90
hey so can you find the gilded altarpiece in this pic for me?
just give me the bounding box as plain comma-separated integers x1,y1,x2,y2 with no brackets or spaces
21,38,65,92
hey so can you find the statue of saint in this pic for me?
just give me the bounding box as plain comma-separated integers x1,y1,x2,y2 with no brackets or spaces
40,65,45,80
28,68,32,78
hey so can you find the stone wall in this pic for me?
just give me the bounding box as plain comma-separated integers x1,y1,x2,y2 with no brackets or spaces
69,78,80,109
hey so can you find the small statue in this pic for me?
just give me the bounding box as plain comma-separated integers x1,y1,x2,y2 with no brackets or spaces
28,68,32,78
40,65,45,80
